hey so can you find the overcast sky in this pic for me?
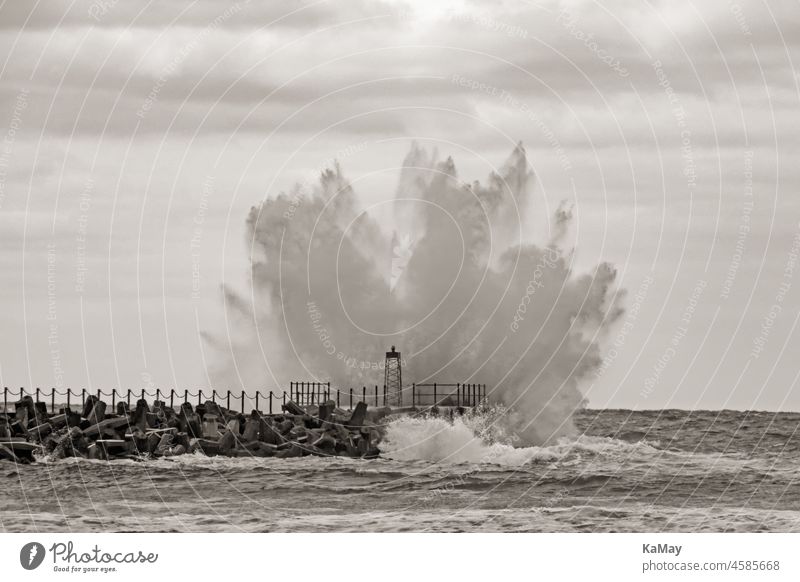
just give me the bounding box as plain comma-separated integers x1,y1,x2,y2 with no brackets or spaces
0,0,798,410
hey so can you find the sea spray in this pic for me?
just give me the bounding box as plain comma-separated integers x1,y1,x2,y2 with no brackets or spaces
379,410,663,467
208,143,623,445
380,414,551,466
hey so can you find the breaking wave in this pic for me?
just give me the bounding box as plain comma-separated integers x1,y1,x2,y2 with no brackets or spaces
379,411,661,466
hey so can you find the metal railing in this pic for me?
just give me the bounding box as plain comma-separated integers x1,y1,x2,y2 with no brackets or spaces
1,382,487,415
411,383,486,408
289,382,486,409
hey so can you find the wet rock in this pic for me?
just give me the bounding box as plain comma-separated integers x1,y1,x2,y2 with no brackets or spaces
346,402,368,429
133,399,149,432
67,411,82,428
276,443,303,458
249,442,278,457
226,418,240,435
53,427,87,458
217,428,237,454
155,433,174,456
166,444,186,456
318,400,336,422
0,443,20,463
282,400,306,416
145,433,161,454
49,414,68,430
356,435,369,457
30,422,52,441
311,432,336,452
242,415,260,442
277,419,294,435
86,400,107,426
87,443,104,460
179,403,202,438
34,401,49,425
15,396,35,427
192,438,220,456
81,395,98,420
126,428,150,456
202,414,221,439
96,439,127,458
203,401,222,419
146,412,160,429
259,417,283,445
84,416,130,438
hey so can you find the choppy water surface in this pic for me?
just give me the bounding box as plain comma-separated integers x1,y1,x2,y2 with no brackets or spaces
2,409,800,532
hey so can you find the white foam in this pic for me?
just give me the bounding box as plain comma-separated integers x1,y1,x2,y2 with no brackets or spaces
379,414,662,466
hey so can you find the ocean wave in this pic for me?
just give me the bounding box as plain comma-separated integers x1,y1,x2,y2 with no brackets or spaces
379,414,662,466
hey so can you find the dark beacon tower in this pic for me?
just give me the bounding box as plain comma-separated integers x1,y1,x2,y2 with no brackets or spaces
384,346,402,407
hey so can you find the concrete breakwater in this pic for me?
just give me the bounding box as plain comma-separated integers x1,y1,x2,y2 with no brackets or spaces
0,394,406,464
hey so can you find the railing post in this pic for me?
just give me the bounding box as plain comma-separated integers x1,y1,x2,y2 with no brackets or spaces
212,390,216,403
383,384,387,407
412,383,416,408
433,383,437,406
170,390,174,410
156,388,160,403
327,382,331,401
336,389,340,408
51,388,56,414
4,387,7,413
269,392,273,415
282,392,286,407
82,388,86,407
349,388,353,410
227,391,231,411
36,387,40,403
127,389,131,408
184,389,188,405
67,389,71,409
112,390,116,410
198,390,202,406
289,382,293,402
141,389,145,402
375,385,378,407
362,386,366,405
255,391,260,412
457,383,460,407
241,390,245,413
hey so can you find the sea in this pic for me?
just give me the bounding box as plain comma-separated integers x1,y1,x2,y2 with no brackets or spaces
2,409,799,532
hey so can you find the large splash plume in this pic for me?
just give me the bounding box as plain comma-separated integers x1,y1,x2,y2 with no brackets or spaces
210,143,622,445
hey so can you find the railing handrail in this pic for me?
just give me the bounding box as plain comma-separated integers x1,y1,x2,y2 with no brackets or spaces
1,382,487,414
